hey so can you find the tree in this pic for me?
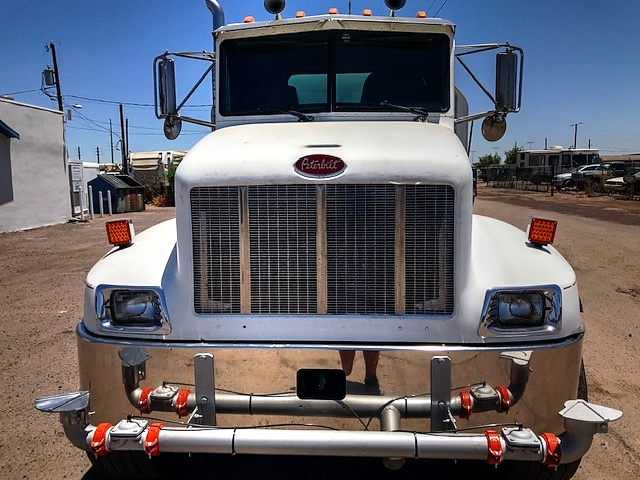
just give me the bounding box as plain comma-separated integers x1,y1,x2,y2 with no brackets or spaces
475,153,501,167
504,146,523,165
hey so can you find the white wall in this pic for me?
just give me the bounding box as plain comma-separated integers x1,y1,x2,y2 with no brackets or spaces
0,98,71,232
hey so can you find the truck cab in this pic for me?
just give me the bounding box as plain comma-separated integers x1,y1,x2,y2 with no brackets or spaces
36,1,620,479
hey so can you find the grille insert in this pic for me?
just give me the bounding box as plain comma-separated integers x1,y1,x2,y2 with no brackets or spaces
191,185,454,315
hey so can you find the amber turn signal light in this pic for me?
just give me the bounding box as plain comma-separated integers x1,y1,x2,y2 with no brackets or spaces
106,219,135,247
528,218,557,246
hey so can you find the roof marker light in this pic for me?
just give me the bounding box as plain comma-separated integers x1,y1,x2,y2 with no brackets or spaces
295,11,305,18
106,219,135,247
328,7,338,14
416,11,427,18
362,9,372,16
528,217,557,246
243,16,255,23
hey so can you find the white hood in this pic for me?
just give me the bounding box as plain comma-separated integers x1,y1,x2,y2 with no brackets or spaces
176,121,470,192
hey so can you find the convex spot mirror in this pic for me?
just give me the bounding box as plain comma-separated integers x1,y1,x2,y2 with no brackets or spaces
482,114,507,142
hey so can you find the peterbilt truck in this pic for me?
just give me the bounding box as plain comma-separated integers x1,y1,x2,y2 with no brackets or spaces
36,1,621,478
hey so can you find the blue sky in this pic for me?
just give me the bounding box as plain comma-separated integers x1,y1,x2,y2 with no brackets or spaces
2,0,639,162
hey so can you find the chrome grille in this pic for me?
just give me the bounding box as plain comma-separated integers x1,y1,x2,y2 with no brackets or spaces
191,187,240,314
326,185,396,314
191,185,454,315
248,186,317,313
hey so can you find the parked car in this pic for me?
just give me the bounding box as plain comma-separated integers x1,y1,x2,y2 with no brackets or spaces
604,171,640,192
554,163,626,189
571,162,627,189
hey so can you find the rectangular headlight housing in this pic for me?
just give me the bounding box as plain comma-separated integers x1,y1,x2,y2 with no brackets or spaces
496,292,545,326
110,290,162,326
479,285,561,337
95,286,171,334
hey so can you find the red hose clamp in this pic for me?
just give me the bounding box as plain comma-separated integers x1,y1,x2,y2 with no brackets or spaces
495,385,511,414
484,429,503,465
90,422,113,457
144,423,164,457
540,432,561,467
138,387,153,414
176,389,190,417
459,391,472,419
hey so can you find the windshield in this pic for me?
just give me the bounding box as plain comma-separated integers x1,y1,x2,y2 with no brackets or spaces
219,30,450,116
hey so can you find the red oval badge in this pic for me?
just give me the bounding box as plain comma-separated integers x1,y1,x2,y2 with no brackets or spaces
294,154,346,178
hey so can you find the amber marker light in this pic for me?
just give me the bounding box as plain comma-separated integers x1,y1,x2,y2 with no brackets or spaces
362,9,372,16
296,11,306,18
528,218,557,246
243,16,255,23
106,219,135,247
416,11,427,18
328,7,338,14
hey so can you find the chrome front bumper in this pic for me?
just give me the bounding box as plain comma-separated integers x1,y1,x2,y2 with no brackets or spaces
35,324,622,466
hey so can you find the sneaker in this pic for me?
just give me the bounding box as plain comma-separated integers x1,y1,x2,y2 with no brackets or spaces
364,376,383,396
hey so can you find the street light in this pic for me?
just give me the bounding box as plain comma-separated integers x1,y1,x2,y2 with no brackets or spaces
66,104,82,121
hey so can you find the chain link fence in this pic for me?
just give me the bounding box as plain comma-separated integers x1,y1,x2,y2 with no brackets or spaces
478,164,640,198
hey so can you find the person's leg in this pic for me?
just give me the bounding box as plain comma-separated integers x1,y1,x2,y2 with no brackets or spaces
363,350,380,379
363,351,382,395
339,350,356,376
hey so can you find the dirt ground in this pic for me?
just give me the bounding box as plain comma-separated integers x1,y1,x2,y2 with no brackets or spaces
0,187,638,479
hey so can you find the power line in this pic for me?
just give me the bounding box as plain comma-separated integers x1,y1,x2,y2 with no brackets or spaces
434,0,450,17
1,88,42,96
66,94,152,107
67,124,204,136
65,93,211,109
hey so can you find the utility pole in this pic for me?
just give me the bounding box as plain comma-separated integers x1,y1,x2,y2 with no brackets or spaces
96,146,100,163
46,42,63,112
109,119,115,164
570,122,583,149
77,146,81,160
119,104,127,171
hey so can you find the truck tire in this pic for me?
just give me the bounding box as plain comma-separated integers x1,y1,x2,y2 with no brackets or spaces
491,360,588,480
86,451,174,479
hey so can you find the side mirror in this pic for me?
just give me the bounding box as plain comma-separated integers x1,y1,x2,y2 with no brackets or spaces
495,51,517,112
157,58,177,117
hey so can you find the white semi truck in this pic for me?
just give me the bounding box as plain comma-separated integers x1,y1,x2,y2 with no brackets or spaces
36,1,621,478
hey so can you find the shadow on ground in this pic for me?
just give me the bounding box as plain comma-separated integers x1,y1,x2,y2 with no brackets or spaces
82,455,507,480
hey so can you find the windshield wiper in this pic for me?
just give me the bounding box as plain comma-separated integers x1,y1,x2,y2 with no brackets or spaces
256,108,314,122
380,101,429,122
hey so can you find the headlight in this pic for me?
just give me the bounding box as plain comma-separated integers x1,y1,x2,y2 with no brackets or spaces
479,286,561,337
110,290,162,326
95,286,171,334
496,292,545,326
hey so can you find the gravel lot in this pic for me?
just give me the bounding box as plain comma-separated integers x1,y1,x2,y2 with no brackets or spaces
1,188,638,479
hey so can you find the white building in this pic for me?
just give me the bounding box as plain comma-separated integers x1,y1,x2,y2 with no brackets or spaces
0,97,71,232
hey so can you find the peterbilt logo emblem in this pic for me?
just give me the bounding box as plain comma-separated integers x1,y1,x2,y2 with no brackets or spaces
294,154,346,178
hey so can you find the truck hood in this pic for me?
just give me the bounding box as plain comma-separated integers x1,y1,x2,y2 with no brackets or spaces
175,121,470,191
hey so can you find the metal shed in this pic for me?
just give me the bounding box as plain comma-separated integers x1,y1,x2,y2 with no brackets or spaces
88,174,145,214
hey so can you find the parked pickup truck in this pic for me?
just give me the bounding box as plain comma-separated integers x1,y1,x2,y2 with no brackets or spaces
569,162,627,189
